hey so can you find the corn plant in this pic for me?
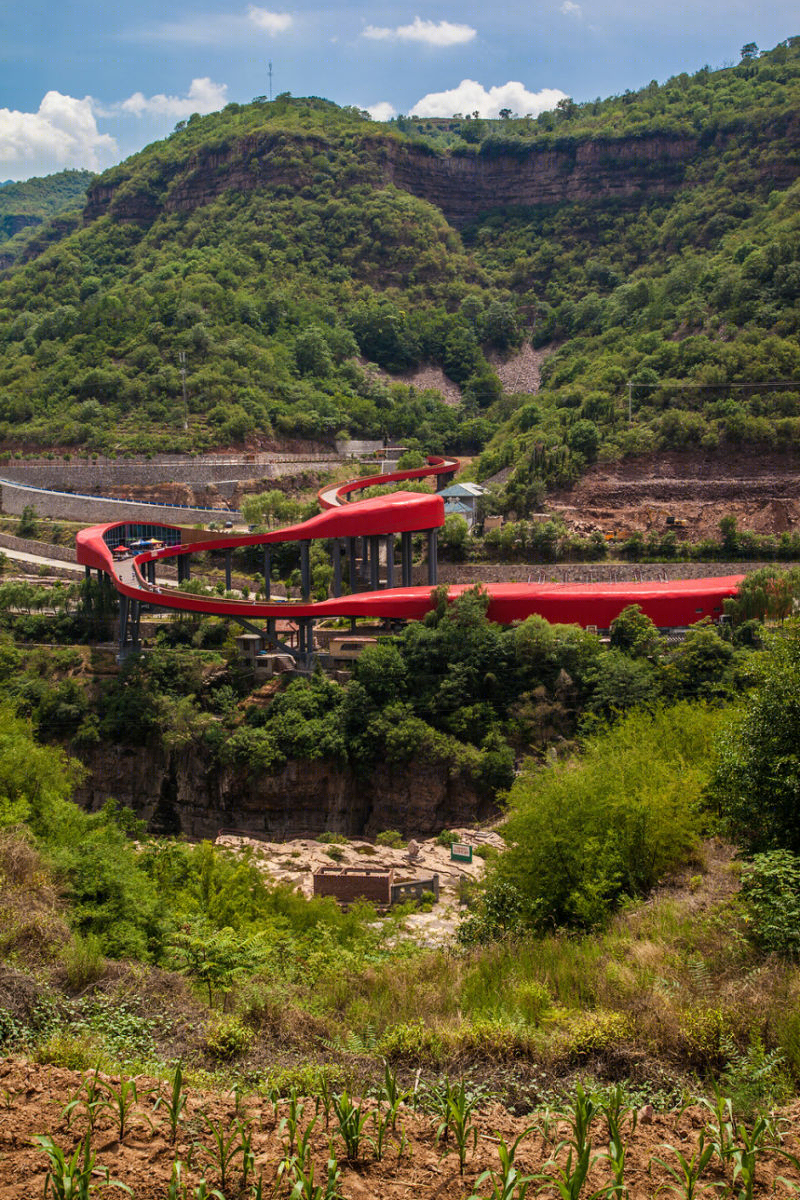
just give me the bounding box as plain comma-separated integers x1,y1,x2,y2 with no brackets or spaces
651,1133,719,1199
236,1117,256,1192
598,1085,638,1141
314,1074,334,1131
605,1114,627,1200
166,1161,224,1200
101,1076,152,1141
729,1114,786,1200
562,1083,599,1156
701,1085,736,1167
201,1113,246,1194
33,1131,132,1199
278,1089,306,1159
435,1079,480,1176
62,1066,108,1133
332,1090,372,1160
542,1141,607,1200
154,1063,189,1144
469,1128,537,1200
286,1151,343,1200
378,1060,408,1130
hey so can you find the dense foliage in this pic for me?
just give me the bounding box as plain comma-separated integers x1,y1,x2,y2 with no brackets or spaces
0,169,93,263
0,40,798,486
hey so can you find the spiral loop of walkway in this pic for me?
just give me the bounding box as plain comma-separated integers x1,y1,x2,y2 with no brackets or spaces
74,455,744,659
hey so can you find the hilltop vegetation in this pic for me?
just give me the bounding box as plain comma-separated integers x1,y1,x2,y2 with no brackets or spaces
0,169,94,264
0,42,798,497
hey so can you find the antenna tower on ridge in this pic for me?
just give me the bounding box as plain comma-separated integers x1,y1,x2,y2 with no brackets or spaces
269,61,273,102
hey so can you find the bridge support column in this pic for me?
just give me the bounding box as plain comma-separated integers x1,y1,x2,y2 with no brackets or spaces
96,569,103,587
370,535,379,590
85,566,91,583
348,537,357,593
300,542,310,601
386,534,395,589
263,548,271,599
401,532,413,587
224,551,232,591
178,556,190,583
266,617,276,646
427,529,438,586
332,541,342,597
146,560,156,585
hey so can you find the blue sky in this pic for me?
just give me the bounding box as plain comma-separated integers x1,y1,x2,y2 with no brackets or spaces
0,1,797,180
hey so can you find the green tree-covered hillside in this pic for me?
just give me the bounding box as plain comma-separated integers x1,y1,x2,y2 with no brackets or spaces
0,40,798,481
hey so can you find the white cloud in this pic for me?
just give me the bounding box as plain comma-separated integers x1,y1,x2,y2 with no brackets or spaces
363,17,476,47
410,80,567,118
247,6,293,34
118,77,228,119
0,92,118,177
364,101,397,121
560,1,583,16
137,7,292,45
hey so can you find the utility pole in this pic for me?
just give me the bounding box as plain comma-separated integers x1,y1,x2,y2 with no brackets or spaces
627,379,632,425
178,350,188,431
268,61,273,103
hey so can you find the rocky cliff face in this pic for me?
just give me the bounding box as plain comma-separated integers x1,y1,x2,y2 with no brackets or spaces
83,130,706,229
73,742,493,840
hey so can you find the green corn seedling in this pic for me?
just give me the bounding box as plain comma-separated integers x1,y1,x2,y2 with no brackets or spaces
436,1080,479,1176
332,1090,371,1160
278,1089,306,1159
62,1066,108,1133
236,1117,256,1192
101,1076,152,1141
34,1131,132,1199
469,1128,537,1200
287,1151,343,1200
701,1085,736,1167
154,1063,189,1144
652,1133,718,1199
605,1114,628,1200
542,1141,607,1200
201,1112,244,1194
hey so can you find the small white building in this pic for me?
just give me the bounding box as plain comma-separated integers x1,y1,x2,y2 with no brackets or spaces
439,482,486,528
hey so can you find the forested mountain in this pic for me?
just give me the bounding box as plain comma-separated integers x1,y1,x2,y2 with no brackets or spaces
0,170,94,265
0,39,798,503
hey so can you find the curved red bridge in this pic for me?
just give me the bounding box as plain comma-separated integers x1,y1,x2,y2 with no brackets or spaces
75,455,744,658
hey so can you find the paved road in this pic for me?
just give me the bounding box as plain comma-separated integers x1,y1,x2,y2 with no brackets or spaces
0,546,85,573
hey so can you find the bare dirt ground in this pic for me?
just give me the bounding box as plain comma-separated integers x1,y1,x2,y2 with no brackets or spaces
2,1058,800,1199
548,448,800,540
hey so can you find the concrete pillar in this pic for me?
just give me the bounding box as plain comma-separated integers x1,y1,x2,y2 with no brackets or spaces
85,565,91,583
263,547,271,599
332,541,342,597
118,594,129,657
370,535,379,590
300,542,310,600
147,560,156,585
427,529,438,585
386,534,395,589
224,550,232,591
401,532,413,587
348,537,357,593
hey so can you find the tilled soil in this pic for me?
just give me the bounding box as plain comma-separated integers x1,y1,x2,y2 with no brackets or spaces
1,1059,800,1199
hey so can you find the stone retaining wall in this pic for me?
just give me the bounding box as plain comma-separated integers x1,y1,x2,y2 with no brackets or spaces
0,453,339,491
0,478,235,524
0,530,76,562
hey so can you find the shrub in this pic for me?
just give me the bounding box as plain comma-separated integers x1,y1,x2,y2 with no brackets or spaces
317,832,349,844
436,829,458,847
740,850,800,958
562,1010,632,1062
380,1019,445,1065
203,1014,254,1060
376,830,406,849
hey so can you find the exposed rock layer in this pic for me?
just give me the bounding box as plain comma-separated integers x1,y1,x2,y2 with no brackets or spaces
83,129,743,228
73,742,492,841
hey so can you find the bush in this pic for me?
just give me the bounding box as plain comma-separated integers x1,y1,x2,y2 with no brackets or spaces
740,850,800,958
376,830,406,849
562,1009,632,1061
202,1014,254,1060
493,703,720,931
